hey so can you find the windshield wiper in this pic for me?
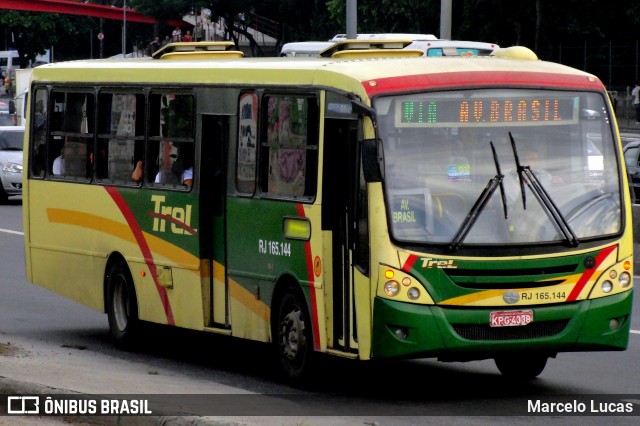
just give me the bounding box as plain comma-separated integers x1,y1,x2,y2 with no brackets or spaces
509,132,579,247
449,141,507,252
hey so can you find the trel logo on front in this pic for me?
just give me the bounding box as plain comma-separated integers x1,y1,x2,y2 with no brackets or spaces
420,257,458,269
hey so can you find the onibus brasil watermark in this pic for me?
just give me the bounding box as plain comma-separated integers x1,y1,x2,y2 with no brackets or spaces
6,396,151,415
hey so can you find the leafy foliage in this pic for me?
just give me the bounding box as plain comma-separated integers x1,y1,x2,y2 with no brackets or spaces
327,0,439,35
130,0,194,23
0,11,90,67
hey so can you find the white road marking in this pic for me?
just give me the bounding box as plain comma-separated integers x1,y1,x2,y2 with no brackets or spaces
0,228,23,236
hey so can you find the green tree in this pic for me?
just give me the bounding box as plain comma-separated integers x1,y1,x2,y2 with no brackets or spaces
327,0,439,36
132,0,339,55
0,11,91,68
254,0,337,44
130,0,193,23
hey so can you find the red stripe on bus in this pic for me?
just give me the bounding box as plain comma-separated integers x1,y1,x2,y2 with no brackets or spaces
147,211,198,235
363,71,602,97
296,203,321,350
105,187,176,325
566,245,617,301
402,254,419,272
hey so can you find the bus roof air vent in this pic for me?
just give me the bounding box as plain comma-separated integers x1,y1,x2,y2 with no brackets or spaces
320,39,424,59
491,46,538,61
152,42,244,60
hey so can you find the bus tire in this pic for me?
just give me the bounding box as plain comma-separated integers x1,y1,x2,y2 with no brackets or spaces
106,260,140,349
495,355,547,379
273,289,314,385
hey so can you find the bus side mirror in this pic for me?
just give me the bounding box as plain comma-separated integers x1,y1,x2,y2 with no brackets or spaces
8,99,15,115
362,138,384,182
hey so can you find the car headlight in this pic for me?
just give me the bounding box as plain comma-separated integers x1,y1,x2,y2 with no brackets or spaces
2,162,22,173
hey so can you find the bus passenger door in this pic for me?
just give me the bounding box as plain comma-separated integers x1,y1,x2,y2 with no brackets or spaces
323,118,360,353
200,114,229,328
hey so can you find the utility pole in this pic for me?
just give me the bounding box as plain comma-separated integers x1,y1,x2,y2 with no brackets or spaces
346,0,357,39
122,0,127,56
440,0,452,40
193,1,198,41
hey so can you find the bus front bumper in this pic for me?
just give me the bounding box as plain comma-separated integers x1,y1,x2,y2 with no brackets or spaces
371,290,633,361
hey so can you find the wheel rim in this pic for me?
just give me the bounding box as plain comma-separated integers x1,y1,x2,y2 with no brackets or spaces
112,273,130,332
279,306,306,362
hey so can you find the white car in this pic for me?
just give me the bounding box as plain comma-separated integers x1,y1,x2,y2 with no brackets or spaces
0,125,24,202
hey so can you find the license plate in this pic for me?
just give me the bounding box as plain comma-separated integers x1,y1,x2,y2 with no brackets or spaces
489,310,533,327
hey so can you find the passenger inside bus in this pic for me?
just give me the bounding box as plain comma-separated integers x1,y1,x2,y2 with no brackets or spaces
153,166,193,186
131,160,143,182
52,138,92,178
52,149,64,175
130,141,193,187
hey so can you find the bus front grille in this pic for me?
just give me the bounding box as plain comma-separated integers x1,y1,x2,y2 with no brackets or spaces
442,263,579,290
452,320,568,341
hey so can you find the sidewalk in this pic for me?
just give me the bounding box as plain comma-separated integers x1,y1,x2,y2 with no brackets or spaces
0,333,249,425
0,333,364,426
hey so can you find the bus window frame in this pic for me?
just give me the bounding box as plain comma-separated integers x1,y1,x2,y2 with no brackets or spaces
28,84,197,191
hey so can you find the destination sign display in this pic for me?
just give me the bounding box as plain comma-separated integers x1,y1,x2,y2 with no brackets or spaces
396,96,579,127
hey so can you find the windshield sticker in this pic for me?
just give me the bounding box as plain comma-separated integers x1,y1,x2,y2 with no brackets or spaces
447,163,471,181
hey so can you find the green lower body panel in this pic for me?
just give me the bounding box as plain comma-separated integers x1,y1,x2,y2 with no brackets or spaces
371,290,633,361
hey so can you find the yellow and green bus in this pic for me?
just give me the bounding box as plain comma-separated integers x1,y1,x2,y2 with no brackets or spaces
23,42,633,383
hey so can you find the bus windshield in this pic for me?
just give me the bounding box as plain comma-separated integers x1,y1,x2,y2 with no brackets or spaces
375,88,621,246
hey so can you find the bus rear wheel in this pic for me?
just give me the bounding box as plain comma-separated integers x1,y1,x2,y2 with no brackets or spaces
106,260,140,349
495,355,548,380
274,290,314,385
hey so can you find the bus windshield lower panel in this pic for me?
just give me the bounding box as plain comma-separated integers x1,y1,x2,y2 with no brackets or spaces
375,89,621,246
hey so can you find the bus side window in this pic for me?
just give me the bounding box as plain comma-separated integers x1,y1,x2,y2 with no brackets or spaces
97,92,145,184
48,91,94,181
236,92,258,194
148,92,194,187
260,94,318,199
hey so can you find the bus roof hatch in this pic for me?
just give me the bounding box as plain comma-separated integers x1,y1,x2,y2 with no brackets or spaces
320,40,424,59
152,42,244,60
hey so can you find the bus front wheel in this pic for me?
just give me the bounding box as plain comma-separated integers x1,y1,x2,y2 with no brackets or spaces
495,355,547,380
106,260,140,349
274,290,314,385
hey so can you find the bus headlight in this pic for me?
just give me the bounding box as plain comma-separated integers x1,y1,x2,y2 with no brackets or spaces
619,272,631,288
384,280,400,297
601,280,613,293
407,287,421,300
